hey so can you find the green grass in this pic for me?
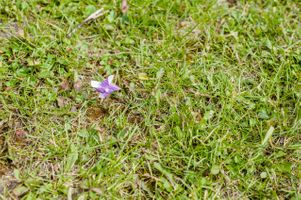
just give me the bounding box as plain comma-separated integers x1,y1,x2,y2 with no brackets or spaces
0,0,301,199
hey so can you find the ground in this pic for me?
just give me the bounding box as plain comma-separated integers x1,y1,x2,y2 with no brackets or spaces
0,0,301,199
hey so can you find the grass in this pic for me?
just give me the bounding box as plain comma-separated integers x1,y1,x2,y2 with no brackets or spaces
0,0,301,199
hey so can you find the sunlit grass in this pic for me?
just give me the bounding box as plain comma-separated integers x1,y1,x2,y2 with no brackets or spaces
0,0,300,199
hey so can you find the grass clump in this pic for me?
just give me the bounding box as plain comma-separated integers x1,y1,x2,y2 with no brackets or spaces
0,0,300,199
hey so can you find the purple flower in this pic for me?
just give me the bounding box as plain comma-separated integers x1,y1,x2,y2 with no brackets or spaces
91,75,121,98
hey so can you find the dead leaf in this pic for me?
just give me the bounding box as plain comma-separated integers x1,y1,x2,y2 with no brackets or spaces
121,0,129,14
108,59,113,65
227,0,237,6
73,81,82,91
91,188,103,195
15,130,27,137
0,164,10,176
57,97,69,108
70,106,77,112
4,86,11,91
128,112,143,124
87,107,107,121
27,59,41,66
0,171,19,195
0,22,24,39
67,8,105,37
84,8,105,22
60,79,70,91
13,119,23,129
176,18,200,38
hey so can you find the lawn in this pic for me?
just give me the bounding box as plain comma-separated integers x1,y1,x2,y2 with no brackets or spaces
0,0,301,199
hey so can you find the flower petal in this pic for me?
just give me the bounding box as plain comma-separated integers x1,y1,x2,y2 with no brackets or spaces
108,83,121,91
91,75,121,99
99,93,107,99
91,80,101,88
107,75,114,84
